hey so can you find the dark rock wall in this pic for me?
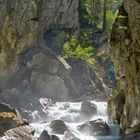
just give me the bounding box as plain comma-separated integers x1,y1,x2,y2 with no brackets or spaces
108,0,140,133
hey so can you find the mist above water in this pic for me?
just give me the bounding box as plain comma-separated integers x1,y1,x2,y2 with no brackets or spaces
31,99,120,140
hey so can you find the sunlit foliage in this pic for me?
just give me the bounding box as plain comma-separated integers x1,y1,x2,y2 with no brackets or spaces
62,34,95,64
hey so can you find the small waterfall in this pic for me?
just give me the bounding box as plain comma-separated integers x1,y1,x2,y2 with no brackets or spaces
31,99,121,140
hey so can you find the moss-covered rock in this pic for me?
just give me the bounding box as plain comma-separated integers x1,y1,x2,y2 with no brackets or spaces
0,102,23,136
108,1,140,134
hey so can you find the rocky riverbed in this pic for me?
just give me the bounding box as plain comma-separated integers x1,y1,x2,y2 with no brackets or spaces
0,100,120,140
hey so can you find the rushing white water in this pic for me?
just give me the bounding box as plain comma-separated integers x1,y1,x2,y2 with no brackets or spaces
31,100,120,140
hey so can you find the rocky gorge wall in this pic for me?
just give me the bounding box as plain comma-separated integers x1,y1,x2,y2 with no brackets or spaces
108,0,140,134
0,0,81,108
0,0,110,112
0,0,79,88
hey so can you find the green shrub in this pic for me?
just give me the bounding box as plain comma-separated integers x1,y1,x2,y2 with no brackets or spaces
62,33,95,64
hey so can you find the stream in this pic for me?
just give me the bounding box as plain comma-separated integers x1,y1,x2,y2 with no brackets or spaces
31,99,121,140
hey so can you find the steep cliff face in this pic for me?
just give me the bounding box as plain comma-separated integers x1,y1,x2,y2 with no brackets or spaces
108,0,140,133
0,0,79,88
0,0,110,108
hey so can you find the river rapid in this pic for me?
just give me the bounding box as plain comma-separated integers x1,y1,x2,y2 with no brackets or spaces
30,98,121,140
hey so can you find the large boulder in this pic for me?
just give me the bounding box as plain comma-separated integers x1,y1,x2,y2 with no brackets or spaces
27,52,71,76
80,101,97,119
39,130,60,140
27,53,59,74
123,133,140,140
50,120,68,134
0,102,23,136
78,119,111,136
64,131,80,140
2,125,37,140
39,130,51,140
31,72,68,101
51,135,60,140
66,58,107,98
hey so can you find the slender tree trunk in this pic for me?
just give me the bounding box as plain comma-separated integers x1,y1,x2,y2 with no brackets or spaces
102,0,107,31
92,0,95,24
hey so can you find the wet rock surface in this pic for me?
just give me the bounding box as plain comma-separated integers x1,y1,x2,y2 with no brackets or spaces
39,130,51,140
64,131,80,140
78,119,111,136
51,135,60,140
122,133,140,140
2,125,37,140
39,130,60,140
50,120,68,134
29,101,121,140
80,101,97,119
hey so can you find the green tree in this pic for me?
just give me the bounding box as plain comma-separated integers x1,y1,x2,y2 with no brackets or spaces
79,0,122,33
79,0,102,27
62,34,95,64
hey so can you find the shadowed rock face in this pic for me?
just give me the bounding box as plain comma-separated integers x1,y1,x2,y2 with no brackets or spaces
108,0,140,133
0,0,79,88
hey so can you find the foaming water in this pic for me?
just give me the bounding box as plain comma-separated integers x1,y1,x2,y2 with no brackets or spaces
31,100,120,140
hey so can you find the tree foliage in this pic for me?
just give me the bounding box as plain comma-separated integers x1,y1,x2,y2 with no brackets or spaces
79,0,122,33
79,0,102,27
62,33,95,64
